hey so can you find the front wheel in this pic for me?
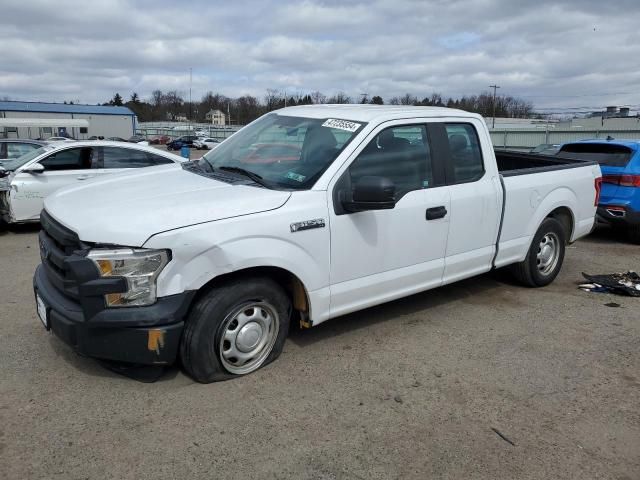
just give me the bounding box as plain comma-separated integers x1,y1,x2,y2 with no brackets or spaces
180,277,291,383
510,217,567,287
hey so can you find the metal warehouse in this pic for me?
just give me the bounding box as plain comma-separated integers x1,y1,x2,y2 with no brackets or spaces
0,101,136,140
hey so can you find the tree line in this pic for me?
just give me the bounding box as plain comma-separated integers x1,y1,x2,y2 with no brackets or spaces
100,89,534,124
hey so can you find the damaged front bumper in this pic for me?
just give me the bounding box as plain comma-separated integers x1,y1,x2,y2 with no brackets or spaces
0,190,12,223
34,264,194,365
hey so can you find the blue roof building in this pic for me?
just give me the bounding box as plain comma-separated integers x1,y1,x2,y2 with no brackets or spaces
0,101,137,139
0,101,135,116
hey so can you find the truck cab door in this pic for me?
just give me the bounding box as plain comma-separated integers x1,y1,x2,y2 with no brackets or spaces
328,123,450,318
10,146,98,221
430,122,502,283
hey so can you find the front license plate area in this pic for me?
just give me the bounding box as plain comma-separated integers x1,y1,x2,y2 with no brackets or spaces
36,293,50,330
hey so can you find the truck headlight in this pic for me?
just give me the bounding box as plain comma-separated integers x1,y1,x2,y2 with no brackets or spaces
87,248,170,307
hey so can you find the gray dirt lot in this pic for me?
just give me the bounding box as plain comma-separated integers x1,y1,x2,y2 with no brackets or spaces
1,226,639,480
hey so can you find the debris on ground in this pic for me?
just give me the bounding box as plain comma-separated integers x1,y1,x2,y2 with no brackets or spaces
491,427,516,446
579,271,640,297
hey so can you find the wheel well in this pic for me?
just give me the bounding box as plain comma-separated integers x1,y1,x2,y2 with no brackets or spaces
547,207,574,243
194,266,310,321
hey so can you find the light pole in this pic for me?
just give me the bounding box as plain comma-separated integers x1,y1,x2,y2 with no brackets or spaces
189,67,192,128
489,84,500,129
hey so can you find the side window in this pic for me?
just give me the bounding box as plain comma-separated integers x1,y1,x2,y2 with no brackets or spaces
349,125,432,200
7,143,39,159
146,153,174,166
445,124,484,183
40,147,95,171
103,147,171,168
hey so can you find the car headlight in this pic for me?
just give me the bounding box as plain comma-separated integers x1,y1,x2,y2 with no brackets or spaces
87,248,170,307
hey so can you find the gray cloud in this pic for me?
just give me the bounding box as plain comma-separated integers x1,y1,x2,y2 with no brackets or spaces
1,0,639,112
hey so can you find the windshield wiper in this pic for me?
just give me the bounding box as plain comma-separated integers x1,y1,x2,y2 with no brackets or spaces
218,166,268,187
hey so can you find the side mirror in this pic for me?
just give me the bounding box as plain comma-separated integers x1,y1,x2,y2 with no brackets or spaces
343,175,396,212
23,162,45,173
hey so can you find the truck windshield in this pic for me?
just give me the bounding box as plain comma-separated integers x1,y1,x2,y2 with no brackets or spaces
201,113,365,189
557,143,633,167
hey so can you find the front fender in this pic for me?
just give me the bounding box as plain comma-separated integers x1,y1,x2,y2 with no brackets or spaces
158,234,327,296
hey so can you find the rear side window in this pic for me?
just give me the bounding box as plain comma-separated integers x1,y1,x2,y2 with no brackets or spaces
557,143,633,167
40,147,95,171
445,124,484,183
102,147,173,168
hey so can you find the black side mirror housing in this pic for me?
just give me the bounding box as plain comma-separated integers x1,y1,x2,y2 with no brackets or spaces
343,175,396,212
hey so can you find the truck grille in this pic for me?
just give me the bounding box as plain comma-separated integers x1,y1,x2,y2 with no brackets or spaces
39,210,84,299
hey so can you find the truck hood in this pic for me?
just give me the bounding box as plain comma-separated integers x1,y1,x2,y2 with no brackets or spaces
44,164,291,246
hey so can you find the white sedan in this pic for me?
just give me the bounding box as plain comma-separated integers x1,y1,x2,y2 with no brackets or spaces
0,141,185,224
193,137,221,150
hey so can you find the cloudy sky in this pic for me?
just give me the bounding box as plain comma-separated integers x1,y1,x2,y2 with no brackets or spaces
1,0,639,113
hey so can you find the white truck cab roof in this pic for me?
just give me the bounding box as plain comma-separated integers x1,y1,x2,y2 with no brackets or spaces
275,104,481,123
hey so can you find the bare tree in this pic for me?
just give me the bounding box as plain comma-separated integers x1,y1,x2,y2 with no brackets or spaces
399,93,418,105
310,91,327,104
327,92,352,104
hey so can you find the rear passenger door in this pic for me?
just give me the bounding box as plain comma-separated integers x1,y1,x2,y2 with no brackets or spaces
96,146,174,177
328,122,450,317
429,122,502,283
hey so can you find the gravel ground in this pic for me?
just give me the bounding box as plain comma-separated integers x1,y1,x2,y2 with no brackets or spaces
1,225,639,480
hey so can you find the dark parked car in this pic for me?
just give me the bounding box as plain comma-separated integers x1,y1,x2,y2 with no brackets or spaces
106,137,127,142
128,134,147,143
0,139,48,161
166,135,199,150
530,143,561,156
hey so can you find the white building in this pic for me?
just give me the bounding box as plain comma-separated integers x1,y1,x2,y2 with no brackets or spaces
205,109,226,126
0,101,136,140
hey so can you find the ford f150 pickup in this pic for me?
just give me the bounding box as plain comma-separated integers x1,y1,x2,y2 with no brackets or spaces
33,105,602,382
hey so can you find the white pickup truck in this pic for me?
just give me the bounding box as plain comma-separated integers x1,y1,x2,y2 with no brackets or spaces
33,105,602,382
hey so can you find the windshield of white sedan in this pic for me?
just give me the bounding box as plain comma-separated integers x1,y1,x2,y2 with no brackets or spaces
201,113,364,189
0,146,52,171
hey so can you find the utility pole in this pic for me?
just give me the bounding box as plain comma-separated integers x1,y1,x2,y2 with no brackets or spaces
189,67,192,129
489,84,500,129
360,93,369,104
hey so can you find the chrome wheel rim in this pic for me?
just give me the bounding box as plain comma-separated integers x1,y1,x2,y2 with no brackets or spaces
219,301,279,375
536,232,560,276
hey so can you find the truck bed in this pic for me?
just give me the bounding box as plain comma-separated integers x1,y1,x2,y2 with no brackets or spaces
493,149,600,270
495,149,597,176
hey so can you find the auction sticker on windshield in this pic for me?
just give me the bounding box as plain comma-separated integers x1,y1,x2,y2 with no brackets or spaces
322,119,361,132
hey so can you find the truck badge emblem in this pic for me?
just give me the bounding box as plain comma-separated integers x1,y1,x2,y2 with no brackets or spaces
290,219,325,233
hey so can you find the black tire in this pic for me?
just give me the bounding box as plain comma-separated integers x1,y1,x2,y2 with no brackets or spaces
627,225,640,244
180,277,291,383
510,217,567,287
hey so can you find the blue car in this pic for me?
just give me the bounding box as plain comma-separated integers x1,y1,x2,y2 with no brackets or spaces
557,139,640,243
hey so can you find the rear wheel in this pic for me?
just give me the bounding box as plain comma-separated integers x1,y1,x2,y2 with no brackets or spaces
511,217,566,287
180,277,291,383
628,225,640,244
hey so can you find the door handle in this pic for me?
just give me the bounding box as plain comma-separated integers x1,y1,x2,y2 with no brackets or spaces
76,175,91,180
426,206,447,220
